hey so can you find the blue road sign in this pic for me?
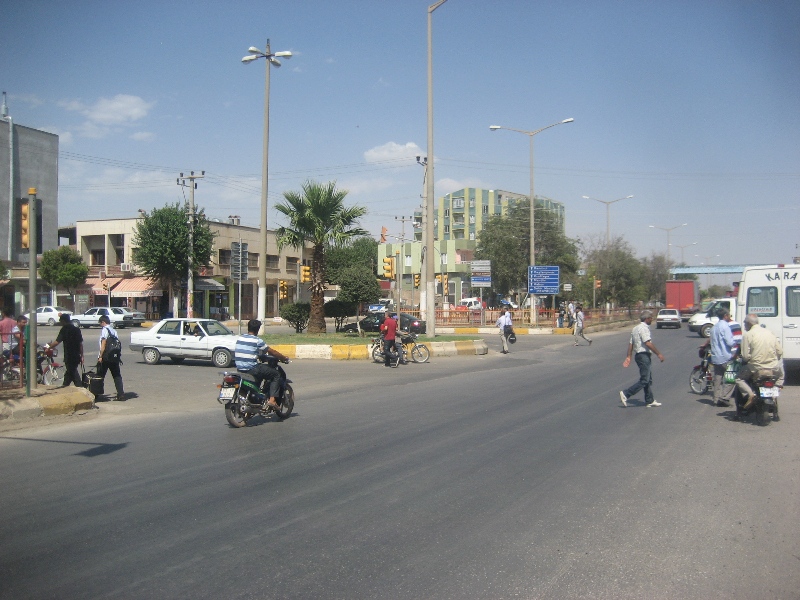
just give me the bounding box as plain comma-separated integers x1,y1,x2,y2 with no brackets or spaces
528,265,560,295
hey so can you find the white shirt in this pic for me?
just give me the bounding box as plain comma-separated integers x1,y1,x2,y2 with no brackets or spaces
496,313,512,329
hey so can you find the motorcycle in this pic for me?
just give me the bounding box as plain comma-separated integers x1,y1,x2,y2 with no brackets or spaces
217,356,294,427
735,367,780,424
1,344,65,386
689,346,713,394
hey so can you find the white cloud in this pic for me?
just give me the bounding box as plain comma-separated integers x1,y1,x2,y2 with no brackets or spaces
84,94,154,125
130,131,154,142
364,141,423,164
12,93,44,108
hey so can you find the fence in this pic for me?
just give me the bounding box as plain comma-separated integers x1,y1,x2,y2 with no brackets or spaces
399,307,635,329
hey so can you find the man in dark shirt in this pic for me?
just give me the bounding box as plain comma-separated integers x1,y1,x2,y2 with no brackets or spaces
48,313,84,387
380,313,398,367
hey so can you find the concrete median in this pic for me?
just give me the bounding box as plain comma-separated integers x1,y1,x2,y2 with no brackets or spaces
1,386,95,423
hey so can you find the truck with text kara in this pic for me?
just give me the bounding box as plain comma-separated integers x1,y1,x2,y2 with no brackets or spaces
665,279,700,321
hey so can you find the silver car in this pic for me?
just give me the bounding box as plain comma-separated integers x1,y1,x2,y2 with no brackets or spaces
656,309,681,329
129,318,240,367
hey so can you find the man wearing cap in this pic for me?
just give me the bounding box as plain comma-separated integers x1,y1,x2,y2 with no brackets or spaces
48,313,84,387
620,310,665,408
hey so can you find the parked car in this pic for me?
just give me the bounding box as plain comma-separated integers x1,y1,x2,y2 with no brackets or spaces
130,318,240,367
655,308,681,329
24,306,73,326
72,306,142,328
341,312,426,334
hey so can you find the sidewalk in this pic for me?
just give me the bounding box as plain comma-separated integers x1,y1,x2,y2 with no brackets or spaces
0,385,95,424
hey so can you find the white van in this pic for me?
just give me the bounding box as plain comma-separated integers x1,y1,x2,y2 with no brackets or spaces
687,297,738,338
736,265,800,362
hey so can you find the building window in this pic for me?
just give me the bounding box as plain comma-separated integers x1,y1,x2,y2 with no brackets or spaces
405,254,412,267
90,250,105,266
469,198,475,208
286,257,299,270
219,249,231,266
469,232,475,240
248,253,259,269
440,253,448,265
452,198,464,209
482,205,488,214
469,215,475,224
444,208,450,217
444,225,450,234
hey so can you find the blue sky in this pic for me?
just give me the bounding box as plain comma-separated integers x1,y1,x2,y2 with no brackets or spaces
3,0,798,273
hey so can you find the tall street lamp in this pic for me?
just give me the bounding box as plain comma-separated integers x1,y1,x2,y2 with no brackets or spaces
581,194,633,245
424,0,448,339
669,241,697,264
242,40,291,329
648,222,687,263
490,118,574,325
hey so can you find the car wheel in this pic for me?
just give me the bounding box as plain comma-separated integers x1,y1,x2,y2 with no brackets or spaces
212,348,232,368
71,319,80,327
700,324,712,338
47,318,56,326
143,347,161,365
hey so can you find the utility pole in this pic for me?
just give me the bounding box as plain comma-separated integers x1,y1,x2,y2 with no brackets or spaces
177,171,204,319
394,215,413,310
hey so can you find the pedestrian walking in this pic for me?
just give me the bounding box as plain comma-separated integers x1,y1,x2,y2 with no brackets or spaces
619,310,665,407
567,300,576,328
380,313,398,367
97,314,125,400
48,313,84,387
496,306,513,354
701,308,739,406
573,304,592,346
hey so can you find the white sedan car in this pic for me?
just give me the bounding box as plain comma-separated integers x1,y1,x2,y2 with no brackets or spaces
24,306,73,326
129,318,240,367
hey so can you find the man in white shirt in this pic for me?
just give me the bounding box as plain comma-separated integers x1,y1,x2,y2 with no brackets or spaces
620,311,665,408
496,307,513,354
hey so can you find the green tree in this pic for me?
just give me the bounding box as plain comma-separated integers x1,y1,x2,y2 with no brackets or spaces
275,181,368,334
326,237,378,284
132,203,215,315
280,302,310,333
324,299,357,332
640,252,672,304
39,246,89,301
581,235,646,306
0,260,8,281
475,198,579,298
336,265,381,308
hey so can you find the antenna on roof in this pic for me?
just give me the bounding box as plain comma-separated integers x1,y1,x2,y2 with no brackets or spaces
1,92,8,119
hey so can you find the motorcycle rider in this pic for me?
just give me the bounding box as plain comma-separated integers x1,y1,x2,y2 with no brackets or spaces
735,313,783,411
700,308,740,407
380,312,398,367
234,319,289,410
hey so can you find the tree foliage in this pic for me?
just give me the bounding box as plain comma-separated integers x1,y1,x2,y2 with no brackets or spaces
580,235,646,306
324,299,357,332
336,265,382,308
475,198,579,297
326,237,378,284
640,252,672,304
276,180,368,334
39,246,89,297
132,203,215,313
279,302,310,333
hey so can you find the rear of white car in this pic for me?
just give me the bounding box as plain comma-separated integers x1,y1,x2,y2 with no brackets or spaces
656,309,681,329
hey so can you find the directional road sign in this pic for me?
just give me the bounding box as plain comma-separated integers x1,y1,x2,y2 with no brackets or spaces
528,265,560,295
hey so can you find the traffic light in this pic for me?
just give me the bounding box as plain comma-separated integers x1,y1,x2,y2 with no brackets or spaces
279,280,288,300
301,265,311,283
595,279,602,289
414,273,420,288
443,274,448,290
382,257,395,279
20,200,30,249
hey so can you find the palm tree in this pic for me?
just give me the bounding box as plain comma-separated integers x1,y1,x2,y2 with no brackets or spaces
275,180,368,333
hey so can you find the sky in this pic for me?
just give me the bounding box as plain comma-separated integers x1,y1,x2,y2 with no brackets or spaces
3,0,799,278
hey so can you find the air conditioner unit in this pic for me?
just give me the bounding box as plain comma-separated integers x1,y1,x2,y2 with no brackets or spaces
120,263,132,272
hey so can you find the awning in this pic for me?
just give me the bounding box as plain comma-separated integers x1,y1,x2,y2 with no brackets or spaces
110,276,163,298
194,278,226,291
80,277,123,295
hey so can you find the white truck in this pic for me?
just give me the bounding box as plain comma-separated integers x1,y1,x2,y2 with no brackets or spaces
735,264,800,362
687,297,738,338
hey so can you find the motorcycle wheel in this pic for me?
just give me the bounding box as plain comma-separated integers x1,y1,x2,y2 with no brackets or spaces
225,392,250,428
411,344,430,364
689,367,708,394
276,384,294,419
755,398,766,425
372,345,384,363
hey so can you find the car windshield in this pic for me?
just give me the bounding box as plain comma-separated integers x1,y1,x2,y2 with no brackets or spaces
202,321,234,336
54,307,69,312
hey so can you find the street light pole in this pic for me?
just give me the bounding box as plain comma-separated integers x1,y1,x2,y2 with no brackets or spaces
177,171,204,319
669,241,697,264
581,194,633,245
424,0,448,339
242,40,291,331
648,222,687,263
490,118,574,325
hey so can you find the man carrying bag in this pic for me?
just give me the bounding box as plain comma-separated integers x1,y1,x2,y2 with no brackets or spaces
97,314,125,401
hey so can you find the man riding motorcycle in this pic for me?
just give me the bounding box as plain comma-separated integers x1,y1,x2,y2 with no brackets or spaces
735,313,783,411
234,319,290,411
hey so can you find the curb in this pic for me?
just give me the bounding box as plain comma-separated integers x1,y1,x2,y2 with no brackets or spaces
0,386,95,423
270,340,488,360
438,327,554,336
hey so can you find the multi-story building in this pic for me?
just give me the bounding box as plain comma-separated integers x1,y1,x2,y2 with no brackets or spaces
67,216,312,320
413,188,565,242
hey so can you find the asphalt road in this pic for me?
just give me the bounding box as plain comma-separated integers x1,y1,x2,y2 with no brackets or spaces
1,326,798,599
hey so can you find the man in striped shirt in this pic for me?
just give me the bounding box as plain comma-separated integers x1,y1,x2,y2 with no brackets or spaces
235,319,289,410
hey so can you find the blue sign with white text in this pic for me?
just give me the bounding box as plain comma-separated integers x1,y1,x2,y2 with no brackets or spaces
528,265,560,295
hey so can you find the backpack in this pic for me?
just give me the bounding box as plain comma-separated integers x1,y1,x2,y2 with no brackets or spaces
102,328,122,363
